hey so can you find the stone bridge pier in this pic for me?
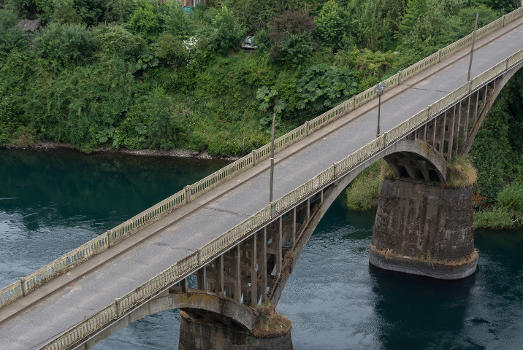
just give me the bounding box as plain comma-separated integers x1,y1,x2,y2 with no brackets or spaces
369,178,477,279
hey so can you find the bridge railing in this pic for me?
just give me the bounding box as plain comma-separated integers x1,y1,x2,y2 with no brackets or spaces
39,47,523,350
1,6,521,312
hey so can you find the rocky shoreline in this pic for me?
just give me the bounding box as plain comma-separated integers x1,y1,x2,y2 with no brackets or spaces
4,142,239,161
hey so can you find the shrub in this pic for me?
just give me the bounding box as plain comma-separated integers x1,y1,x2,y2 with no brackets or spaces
127,1,161,39
314,0,345,48
269,9,315,63
497,182,523,212
473,207,514,230
209,6,246,54
35,23,94,67
92,24,145,62
296,64,358,115
446,157,477,188
156,32,189,67
0,9,18,31
346,161,383,211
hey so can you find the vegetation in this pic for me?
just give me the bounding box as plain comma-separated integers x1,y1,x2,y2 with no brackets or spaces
344,76,522,230
446,157,477,188
0,0,517,155
252,303,292,338
0,0,520,226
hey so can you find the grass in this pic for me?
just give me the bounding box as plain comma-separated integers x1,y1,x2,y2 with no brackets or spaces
252,304,292,338
446,156,477,188
345,160,393,211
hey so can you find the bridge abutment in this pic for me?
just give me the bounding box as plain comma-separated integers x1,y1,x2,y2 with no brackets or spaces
178,309,293,350
370,178,478,279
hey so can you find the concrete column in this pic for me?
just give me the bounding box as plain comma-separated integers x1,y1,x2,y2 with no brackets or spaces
448,106,456,159
262,227,267,302
432,117,437,149
440,112,446,155
370,178,478,280
202,265,208,291
456,101,462,153
291,207,296,249
276,217,282,276
306,198,310,220
250,234,257,307
235,244,241,303
218,255,224,296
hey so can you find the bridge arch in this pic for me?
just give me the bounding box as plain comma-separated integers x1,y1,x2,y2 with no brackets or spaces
75,291,257,350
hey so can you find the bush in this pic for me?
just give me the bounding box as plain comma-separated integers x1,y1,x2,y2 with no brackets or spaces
0,9,18,31
314,0,345,48
156,33,189,67
127,1,161,39
296,64,358,115
92,24,145,62
208,6,246,54
446,157,477,188
474,206,514,230
269,9,315,63
497,182,523,212
125,88,185,150
35,23,94,67
346,161,383,211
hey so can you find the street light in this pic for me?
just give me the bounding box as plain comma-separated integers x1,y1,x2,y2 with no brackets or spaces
269,111,276,203
375,82,386,137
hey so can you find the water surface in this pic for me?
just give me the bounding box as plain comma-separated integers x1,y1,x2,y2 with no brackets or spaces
0,150,521,349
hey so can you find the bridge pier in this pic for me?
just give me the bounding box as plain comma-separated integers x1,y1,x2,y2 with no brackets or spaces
178,310,293,350
370,178,478,280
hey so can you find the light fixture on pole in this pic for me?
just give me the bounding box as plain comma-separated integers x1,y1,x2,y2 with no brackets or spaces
269,111,276,203
375,82,386,137
467,13,479,82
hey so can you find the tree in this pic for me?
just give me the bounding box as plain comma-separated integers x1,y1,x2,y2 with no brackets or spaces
314,0,345,48
399,0,427,35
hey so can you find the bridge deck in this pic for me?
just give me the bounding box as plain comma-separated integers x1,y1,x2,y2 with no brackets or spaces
0,18,522,349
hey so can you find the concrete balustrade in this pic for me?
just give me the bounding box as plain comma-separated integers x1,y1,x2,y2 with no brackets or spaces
0,7,522,350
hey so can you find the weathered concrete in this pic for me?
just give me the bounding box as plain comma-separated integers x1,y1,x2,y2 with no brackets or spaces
0,19,520,350
370,178,478,279
178,310,293,350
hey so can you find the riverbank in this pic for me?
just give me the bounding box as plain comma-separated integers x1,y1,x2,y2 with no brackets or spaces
3,141,239,161
345,160,523,230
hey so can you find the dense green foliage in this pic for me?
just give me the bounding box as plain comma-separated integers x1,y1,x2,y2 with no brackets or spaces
0,0,517,155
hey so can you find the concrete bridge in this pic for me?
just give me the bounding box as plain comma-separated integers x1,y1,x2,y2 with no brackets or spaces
0,8,522,350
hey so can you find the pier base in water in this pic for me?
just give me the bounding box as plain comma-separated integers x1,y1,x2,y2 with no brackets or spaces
370,178,478,280
178,310,293,350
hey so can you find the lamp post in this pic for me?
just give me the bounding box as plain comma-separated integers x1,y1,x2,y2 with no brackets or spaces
467,13,479,82
375,82,386,137
269,111,276,203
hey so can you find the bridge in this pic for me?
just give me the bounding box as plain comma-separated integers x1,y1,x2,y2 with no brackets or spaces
0,8,522,350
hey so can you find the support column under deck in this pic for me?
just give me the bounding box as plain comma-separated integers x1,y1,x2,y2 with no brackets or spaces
370,178,478,280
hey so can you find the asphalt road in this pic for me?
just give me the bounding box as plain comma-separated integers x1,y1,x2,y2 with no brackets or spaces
0,19,521,349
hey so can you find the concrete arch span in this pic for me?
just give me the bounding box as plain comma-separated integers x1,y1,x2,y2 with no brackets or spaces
74,291,258,350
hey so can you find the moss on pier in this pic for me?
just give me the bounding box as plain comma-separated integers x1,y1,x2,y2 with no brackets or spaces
252,304,292,338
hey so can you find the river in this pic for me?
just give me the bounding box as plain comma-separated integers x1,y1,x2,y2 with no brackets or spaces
0,149,521,349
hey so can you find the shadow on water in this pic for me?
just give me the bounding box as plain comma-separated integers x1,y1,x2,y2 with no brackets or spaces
0,149,228,231
369,265,475,349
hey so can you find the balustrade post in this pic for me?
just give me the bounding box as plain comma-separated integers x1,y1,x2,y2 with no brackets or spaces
333,162,338,178
197,249,201,265
252,150,257,166
398,70,402,84
438,49,442,62
114,298,121,318
184,185,192,204
20,278,26,296
271,202,276,218
305,121,310,136
106,231,113,248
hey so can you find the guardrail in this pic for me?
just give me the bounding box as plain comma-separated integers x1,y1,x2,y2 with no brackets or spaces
40,47,523,350
1,5,521,316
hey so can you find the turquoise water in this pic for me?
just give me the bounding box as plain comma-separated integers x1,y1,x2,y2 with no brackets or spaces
0,149,521,349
